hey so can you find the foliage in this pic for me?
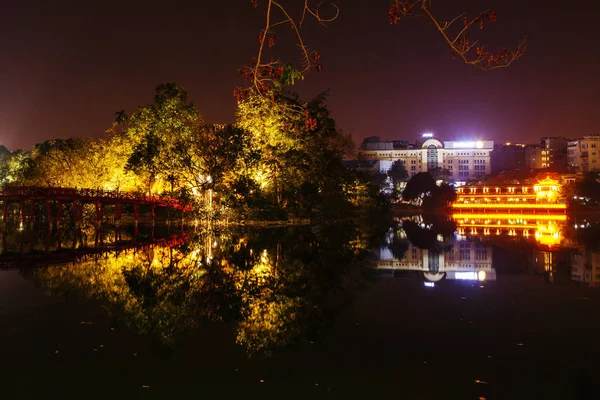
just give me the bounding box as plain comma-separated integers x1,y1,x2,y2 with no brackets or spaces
0,83,386,223
24,137,141,191
0,149,33,187
428,167,452,183
235,89,384,220
389,160,409,186
569,172,600,209
402,172,456,209
402,172,436,202
121,83,204,194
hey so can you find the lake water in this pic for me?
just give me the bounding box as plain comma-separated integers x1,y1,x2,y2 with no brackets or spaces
1,217,599,399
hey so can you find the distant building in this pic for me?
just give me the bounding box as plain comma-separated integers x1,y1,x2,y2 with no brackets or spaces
567,135,600,172
491,143,527,174
358,137,493,182
525,145,546,169
540,136,570,172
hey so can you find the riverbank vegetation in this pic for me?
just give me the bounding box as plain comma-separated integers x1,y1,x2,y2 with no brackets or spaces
0,84,388,223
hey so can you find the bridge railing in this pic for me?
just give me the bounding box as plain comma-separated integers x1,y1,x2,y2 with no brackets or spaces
0,186,192,211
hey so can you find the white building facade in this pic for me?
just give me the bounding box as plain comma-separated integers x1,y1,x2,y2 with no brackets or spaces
358,138,493,181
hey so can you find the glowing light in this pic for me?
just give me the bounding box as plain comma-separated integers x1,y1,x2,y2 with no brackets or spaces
422,133,434,138
455,272,478,280
452,203,566,209
478,271,487,281
452,213,566,221
451,141,483,148
424,282,435,287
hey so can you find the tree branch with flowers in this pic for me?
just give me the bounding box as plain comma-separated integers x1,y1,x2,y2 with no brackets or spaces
235,0,526,101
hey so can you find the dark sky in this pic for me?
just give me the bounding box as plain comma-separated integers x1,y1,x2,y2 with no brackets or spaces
1,0,599,150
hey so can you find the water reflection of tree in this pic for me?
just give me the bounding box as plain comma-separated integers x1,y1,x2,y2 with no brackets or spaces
400,215,456,251
30,221,390,355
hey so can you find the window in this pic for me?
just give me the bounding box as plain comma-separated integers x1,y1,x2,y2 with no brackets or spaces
459,249,471,260
475,249,488,261
411,248,417,259
411,160,416,164
447,249,455,260
411,165,416,171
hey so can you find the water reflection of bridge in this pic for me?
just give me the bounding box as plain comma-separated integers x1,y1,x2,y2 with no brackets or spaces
0,233,188,271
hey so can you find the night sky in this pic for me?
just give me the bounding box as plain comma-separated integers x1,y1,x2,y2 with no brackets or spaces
1,0,599,150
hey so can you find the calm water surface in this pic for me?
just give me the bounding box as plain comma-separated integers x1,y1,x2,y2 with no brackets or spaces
1,217,600,399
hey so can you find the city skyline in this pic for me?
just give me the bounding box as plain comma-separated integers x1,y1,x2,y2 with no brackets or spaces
1,0,599,150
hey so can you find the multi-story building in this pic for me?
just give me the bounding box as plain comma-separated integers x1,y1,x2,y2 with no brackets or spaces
567,135,600,172
525,145,547,169
540,136,570,172
358,137,493,182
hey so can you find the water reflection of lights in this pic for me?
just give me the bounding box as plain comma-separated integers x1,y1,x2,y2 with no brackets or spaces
454,271,487,281
453,213,565,247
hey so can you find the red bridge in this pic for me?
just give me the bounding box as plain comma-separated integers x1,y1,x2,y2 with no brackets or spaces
0,186,192,224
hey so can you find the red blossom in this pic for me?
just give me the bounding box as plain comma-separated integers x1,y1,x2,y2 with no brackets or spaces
305,118,317,131
388,5,400,25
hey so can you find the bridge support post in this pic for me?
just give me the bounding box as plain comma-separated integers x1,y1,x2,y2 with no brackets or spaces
57,202,63,225
134,204,139,226
3,201,8,224
29,202,35,225
73,200,80,225
20,201,26,225
95,200,103,223
115,202,121,226
46,200,52,225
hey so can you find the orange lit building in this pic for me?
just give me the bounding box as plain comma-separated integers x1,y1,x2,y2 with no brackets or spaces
452,177,567,247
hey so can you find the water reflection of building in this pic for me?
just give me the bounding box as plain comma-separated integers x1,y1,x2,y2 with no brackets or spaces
373,239,496,283
571,248,600,287
453,217,565,247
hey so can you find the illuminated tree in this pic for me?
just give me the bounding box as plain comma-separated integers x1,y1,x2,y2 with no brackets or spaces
0,149,33,186
121,83,204,195
24,137,141,191
235,89,377,219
